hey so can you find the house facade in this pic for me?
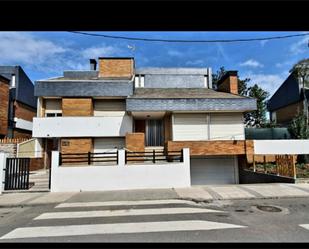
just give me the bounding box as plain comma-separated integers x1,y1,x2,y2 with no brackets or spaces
33,57,257,185
0,66,37,138
268,71,309,126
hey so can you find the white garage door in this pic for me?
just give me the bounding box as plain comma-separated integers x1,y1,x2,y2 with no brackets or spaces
190,157,238,185
94,138,125,153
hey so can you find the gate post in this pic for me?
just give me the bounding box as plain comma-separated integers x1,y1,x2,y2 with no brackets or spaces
0,153,9,194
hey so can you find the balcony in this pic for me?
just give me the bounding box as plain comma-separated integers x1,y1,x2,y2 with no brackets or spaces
33,115,133,138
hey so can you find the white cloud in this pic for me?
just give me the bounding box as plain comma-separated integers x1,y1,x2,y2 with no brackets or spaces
185,59,205,66
167,50,183,57
0,32,124,74
0,32,66,65
241,71,288,95
260,40,268,47
240,59,264,68
290,37,308,55
81,44,122,59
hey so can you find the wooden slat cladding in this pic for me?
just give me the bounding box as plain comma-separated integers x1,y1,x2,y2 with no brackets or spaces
164,114,172,143
99,58,134,78
60,138,93,165
167,140,254,156
62,98,93,116
275,101,303,124
0,79,9,136
14,101,36,122
125,133,145,152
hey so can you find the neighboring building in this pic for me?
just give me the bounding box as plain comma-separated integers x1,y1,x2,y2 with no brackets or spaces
0,66,37,138
268,71,309,126
0,75,10,138
33,57,257,184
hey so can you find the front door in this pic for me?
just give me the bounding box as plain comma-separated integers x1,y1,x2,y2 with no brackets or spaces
146,119,164,146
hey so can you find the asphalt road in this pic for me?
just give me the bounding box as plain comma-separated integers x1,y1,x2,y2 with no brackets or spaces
0,197,309,242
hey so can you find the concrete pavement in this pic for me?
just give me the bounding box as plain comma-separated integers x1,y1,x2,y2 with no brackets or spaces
1,183,309,208
1,196,309,242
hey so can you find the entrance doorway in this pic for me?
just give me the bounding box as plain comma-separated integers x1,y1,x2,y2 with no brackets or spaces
134,119,164,147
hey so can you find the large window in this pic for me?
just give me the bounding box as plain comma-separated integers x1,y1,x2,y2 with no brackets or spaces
44,99,62,117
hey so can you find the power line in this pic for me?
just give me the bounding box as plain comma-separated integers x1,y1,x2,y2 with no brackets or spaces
68,31,309,43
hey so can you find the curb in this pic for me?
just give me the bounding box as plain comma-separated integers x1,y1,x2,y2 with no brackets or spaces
1,194,309,209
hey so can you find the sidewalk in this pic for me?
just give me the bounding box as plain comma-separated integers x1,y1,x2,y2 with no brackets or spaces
0,183,309,207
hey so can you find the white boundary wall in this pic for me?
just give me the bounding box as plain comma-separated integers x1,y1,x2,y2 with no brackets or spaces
0,153,9,194
51,149,191,192
254,140,309,155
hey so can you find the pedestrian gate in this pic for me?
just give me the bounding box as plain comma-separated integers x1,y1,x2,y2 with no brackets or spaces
4,158,30,190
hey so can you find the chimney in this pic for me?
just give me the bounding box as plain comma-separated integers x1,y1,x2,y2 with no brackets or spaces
90,59,97,71
98,57,134,79
217,71,238,95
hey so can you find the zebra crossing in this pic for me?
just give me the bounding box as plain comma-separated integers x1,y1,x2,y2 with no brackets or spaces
0,199,246,240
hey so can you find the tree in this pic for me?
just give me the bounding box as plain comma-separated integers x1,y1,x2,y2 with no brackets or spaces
212,68,270,127
290,58,309,121
245,84,269,127
288,113,309,139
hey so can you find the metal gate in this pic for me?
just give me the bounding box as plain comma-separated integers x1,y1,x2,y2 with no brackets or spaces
4,158,30,190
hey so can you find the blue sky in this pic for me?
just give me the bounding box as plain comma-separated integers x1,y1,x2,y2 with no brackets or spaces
0,31,308,96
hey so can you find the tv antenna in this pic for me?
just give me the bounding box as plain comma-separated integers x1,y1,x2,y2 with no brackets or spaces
127,44,136,56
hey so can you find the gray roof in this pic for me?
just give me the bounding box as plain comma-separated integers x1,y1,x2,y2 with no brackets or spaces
135,67,210,75
129,88,248,99
45,71,132,81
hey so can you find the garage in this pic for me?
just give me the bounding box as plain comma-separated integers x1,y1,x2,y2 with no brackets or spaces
190,156,238,185
94,138,125,153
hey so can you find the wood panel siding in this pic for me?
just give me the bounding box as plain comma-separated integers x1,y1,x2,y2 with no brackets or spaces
13,129,32,139
99,58,134,78
14,100,36,122
275,101,303,124
164,114,172,143
167,140,254,156
60,138,93,155
62,98,93,116
125,133,145,152
134,120,146,133
0,78,9,136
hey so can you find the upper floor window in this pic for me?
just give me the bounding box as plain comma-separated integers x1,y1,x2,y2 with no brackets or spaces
134,74,145,88
44,99,62,117
10,74,16,88
46,113,62,117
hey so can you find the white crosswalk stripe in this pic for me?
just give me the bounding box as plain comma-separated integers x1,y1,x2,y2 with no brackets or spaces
56,199,197,208
299,224,309,230
0,199,246,240
35,207,223,220
0,221,245,240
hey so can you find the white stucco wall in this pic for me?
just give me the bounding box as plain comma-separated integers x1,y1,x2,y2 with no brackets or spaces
14,118,33,131
254,139,309,155
33,115,133,138
51,149,191,192
0,153,9,194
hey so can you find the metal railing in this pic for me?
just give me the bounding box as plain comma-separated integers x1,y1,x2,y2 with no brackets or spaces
125,149,183,164
59,152,118,166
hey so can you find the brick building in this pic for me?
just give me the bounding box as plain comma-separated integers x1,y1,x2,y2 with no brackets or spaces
0,66,37,138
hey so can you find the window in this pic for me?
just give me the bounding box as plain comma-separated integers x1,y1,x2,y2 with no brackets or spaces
45,112,62,117
44,99,62,117
134,75,145,87
11,74,16,88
